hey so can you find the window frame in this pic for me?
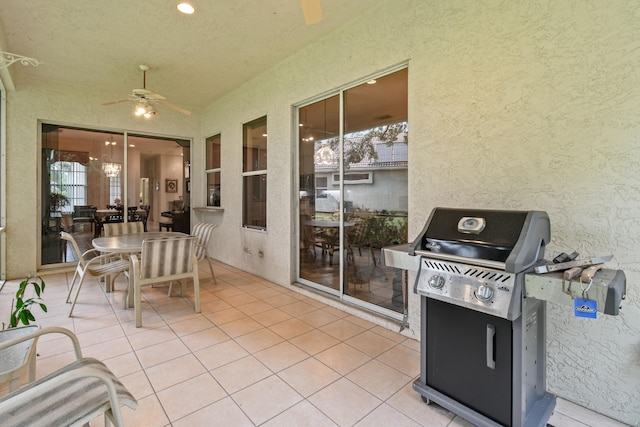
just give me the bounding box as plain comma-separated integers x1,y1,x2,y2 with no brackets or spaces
205,133,221,207
241,116,268,231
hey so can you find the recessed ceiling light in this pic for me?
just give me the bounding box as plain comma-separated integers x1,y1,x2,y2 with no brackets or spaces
177,2,195,14
366,79,377,85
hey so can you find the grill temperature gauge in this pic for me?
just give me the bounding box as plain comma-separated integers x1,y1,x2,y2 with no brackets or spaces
476,285,494,301
428,275,445,289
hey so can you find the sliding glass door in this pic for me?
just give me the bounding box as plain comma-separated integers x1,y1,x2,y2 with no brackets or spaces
297,67,408,318
40,125,190,267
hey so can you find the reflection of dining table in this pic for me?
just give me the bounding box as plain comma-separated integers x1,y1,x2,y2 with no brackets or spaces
304,220,355,265
92,232,187,303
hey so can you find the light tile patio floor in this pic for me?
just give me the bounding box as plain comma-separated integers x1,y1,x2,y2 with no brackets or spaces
0,260,630,426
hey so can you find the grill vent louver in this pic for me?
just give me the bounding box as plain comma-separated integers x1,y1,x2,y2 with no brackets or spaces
423,260,510,283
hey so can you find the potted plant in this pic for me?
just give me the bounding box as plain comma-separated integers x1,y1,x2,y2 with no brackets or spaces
49,192,69,212
7,275,47,328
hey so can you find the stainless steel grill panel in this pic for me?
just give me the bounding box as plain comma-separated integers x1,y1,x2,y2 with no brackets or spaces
416,258,519,319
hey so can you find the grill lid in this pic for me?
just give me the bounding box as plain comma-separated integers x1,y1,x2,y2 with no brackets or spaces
409,208,550,272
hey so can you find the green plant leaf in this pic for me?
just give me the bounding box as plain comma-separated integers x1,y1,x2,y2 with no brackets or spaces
40,303,48,312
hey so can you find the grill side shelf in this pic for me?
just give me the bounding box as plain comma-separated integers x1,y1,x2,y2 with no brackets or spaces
524,269,626,315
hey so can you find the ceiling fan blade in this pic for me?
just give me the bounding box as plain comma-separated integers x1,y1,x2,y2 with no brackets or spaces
132,88,166,100
301,0,323,25
102,99,131,106
157,99,192,116
145,92,166,101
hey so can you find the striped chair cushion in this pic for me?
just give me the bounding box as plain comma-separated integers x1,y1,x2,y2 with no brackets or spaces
104,222,144,236
140,236,196,279
0,357,137,427
192,223,217,260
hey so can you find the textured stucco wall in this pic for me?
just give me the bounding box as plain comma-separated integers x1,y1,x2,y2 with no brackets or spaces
200,0,639,424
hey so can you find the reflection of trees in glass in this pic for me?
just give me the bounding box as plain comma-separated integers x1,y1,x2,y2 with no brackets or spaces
324,121,408,166
349,209,408,248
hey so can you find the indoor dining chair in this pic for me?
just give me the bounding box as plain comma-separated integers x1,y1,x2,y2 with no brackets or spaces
191,222,218,284
128,235,200,328
60,232,130,317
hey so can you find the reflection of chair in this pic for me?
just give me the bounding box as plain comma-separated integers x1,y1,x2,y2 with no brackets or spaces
129,236,200,328
0,325,39,393
103,221,144,237
192,222,218,284
346,218,375,265
300,214,331,259
61,232,130,317
345,219,372,293
0,326,137,427
320,228,340,265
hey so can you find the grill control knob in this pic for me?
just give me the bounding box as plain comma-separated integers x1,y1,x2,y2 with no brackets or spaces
476,285,494,301
428,275,445,289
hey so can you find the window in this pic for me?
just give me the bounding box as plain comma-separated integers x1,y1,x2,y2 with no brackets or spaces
242,116,267,230
109,176,121,204
50,161,87,213
205,134,221,207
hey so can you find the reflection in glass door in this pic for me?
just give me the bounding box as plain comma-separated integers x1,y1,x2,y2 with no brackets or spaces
297,67,408,318
299,95,341,291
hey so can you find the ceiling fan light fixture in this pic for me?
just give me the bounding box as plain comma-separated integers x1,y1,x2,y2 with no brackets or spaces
177,2,195,14
134,103,147,116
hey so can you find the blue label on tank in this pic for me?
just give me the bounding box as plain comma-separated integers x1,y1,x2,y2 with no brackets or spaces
574,298,597,318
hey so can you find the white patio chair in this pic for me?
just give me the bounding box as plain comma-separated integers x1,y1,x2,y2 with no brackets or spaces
0,325,40,393
60,232,130,317
0,326,137,427
192,222,218,284
128,235,200,327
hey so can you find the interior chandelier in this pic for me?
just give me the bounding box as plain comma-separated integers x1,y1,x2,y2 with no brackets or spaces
134,100,157,119
102,139,121,177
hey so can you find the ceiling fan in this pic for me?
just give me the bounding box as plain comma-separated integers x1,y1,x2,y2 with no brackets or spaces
301,0,323,25
102,64,191,118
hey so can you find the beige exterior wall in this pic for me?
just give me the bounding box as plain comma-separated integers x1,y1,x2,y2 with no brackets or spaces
3,0,638,424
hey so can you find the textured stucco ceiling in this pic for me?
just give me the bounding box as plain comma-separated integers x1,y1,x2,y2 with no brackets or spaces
0,0,385,113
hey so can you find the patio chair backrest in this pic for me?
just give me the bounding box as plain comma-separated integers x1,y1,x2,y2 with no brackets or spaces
104,221,144,236
192,223,218,260
60,231,88,269
139,236,196,280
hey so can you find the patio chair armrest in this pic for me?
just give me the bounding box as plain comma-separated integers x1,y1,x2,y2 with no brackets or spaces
81,248,101,258
84,253,126,267
0,326,83,360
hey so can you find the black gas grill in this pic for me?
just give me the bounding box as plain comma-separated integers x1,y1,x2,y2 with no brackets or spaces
410,208,556,427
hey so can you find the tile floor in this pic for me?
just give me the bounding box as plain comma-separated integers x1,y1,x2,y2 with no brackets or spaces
0,260,629,426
